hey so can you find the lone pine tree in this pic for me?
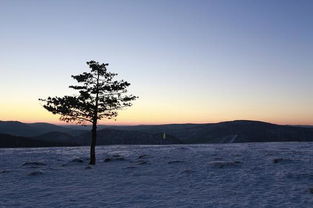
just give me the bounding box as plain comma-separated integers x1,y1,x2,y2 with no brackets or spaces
40,60,137,164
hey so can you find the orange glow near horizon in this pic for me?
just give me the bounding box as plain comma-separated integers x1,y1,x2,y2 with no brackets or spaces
1,1,313,128
6,117,313,127
1,89,313,126
1,99,313,126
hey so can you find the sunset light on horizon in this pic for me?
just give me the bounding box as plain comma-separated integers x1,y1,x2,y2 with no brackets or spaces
1,0,313,126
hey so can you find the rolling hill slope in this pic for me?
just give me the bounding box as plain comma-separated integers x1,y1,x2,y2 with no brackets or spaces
106,120,313,143
0,121,84,137
2,120,313,147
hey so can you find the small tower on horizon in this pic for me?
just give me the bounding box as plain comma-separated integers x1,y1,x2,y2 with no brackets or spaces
162,132,166,140
160,132,166,145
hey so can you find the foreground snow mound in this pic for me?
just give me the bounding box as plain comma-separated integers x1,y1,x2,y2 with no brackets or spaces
1,143,313,207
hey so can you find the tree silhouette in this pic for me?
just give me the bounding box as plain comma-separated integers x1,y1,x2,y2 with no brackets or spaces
40,60,137,164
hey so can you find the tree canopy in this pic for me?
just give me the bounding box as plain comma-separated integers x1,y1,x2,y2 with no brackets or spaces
40,60,137,125
40,60,137,164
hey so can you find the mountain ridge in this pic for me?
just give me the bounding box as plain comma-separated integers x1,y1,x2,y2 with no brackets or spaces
1,120,313,148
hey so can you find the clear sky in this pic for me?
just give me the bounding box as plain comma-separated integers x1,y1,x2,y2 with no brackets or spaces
1,0,313,125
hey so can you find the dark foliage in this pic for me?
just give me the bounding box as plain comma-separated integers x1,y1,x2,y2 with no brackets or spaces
39,60,137,164
0,134,70,148
39,61,137,124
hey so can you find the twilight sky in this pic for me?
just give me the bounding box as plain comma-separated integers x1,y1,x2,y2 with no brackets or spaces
0,0,313,125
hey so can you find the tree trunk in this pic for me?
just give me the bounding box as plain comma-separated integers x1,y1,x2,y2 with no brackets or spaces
89,122,97,165
90,68,100,165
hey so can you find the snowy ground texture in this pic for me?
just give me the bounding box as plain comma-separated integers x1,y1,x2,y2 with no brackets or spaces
1,143,313,208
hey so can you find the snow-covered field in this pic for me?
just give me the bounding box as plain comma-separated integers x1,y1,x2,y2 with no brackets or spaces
1,143,313,208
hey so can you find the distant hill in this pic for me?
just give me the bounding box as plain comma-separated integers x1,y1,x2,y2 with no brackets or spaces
291,125,313,128
0,121,181,147
78,128,181,145
106,120,313,143
0,121,84,137
32,132,80,146
2,120,313,148
0,133,74,148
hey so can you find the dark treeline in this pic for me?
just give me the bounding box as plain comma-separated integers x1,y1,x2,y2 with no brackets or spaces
1,120,313,148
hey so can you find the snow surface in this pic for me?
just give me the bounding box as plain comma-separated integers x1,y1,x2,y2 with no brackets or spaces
1,143,313,207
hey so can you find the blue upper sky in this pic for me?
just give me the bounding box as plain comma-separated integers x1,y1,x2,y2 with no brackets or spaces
1,0,313,125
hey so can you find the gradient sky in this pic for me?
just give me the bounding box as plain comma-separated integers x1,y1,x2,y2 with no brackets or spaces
1,0,313,125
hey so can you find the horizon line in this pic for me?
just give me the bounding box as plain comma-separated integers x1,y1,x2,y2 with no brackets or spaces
1,119,313,127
